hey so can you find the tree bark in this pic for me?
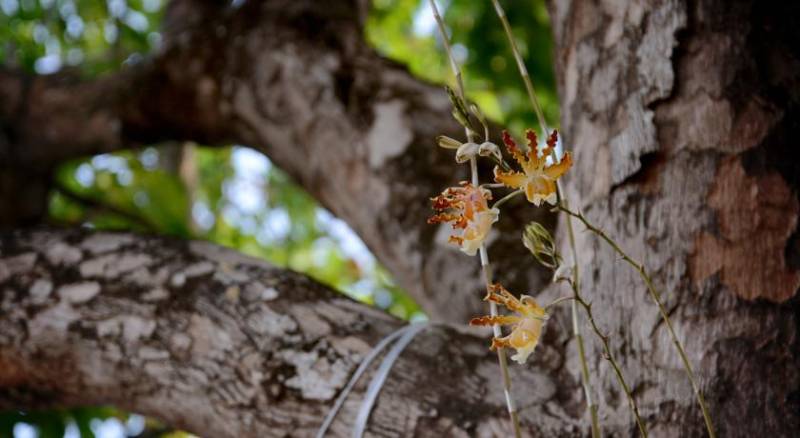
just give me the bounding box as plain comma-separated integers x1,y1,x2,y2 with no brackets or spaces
0,0,798,436
0,229,578,437
550,0,799,435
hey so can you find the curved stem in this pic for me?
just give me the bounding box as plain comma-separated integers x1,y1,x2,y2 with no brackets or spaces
492,189,523,209
488,2,600,433
428,0,466,104
557,205,715,438
490,0,603,432
544,295,574,310
474,158,522,438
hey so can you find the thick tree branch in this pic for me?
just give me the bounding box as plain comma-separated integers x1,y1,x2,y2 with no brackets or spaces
0,0,550,323
0,228,581,437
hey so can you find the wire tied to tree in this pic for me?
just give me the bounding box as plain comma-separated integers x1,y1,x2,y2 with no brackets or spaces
315,322,429,438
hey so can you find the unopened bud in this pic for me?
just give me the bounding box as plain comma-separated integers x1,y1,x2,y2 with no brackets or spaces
455,142,480,163
522,222,560,270
437,135,462,150
478,142,502,162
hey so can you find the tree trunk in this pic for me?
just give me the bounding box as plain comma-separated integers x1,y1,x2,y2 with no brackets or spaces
550,0,799,435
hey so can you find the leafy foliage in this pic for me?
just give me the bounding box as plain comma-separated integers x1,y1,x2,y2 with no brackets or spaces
0,0,162,76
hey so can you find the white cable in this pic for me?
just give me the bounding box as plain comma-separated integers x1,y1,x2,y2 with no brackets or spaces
351,322,429,438
315,325,412,438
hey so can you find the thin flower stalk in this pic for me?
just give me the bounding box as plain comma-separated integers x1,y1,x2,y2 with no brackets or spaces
428,1,522,436
557,205,715,438
490,0,549,139
489,1,599,435
492,188,523,210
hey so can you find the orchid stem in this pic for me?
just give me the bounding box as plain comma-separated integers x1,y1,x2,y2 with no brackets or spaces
557,204,715,438
544,295,575,310
429,1,521,436
492,189,523,209
490,0,549,138
490,0,601,433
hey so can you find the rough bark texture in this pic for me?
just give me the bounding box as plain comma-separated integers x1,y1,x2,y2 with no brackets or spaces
0,0,550,324
0,0,798,436
0,229,578,437
551,0,799,435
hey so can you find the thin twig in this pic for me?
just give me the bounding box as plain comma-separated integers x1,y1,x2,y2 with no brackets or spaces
474,158,523,438
557,205,715,438
544,295,574,310
562,276,648,437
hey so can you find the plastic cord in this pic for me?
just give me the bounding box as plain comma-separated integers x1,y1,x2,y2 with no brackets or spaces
315,322,428,438
315,325,411,438
351,322,428,438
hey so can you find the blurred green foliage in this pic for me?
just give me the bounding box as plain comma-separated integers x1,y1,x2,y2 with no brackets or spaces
46,145,416,318
0,409,196,438
0,0,162,75
368,0,558,131
1,0,557,436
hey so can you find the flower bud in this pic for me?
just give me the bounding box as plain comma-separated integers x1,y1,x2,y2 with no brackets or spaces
522,221,560,270
455,142,480,163
478,142,502,162
436,135,462,150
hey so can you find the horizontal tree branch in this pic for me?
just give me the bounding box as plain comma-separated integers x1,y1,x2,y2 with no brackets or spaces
0,228,583,437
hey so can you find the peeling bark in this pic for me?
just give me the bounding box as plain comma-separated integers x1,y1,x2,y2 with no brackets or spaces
551,0,800,435
690,156,799,302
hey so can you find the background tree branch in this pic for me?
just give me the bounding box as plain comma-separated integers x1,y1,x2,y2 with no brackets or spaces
0,0,550,323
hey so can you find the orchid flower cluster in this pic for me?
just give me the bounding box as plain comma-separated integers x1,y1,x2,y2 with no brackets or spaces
426,1,713,436
428,117,572,363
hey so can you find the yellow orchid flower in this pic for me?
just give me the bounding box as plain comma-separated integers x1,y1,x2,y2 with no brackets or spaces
470,283,548,364
494,129,572,206
428,182,499,256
